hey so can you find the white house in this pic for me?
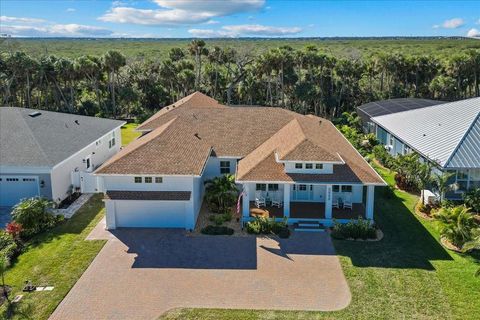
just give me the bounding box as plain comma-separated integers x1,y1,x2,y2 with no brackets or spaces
96,92,385,231
0,107,125,206
370,97,480,199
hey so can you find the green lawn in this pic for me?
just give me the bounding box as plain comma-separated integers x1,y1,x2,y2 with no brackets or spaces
0,195,106,319
121,123,141,146
161,167,480,320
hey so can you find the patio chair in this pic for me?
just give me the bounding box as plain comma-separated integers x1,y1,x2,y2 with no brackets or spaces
255,192,266,208
332,198,340,209
344,200,353,210
271,192,283,208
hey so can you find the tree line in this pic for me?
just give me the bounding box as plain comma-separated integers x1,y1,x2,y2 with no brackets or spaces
1,40,479,120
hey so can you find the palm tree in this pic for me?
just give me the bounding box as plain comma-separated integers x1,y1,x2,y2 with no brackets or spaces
432,172,455,202
188,40,208,90
103,50,126,117
204,174,238,214
0,255,10,304
416,162,433,205
433,206,476,247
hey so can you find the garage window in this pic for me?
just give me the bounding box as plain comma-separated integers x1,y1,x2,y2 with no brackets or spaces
155,177,163,183
134,177,142,183
6,178,19,182
145,177,152,183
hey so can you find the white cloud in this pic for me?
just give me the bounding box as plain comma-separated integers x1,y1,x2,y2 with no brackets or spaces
441,18,465,29
0,23,114,37
0,16,46,24
99,0,265,25
467,28,480,38
205,20,220,25
66,8,76,12
188,24,302,38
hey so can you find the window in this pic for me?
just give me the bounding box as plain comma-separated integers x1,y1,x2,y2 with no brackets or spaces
332,185,340,192
305,163,313,169
341,185,352,193
6,178,19,182
86,157,91,169
456,169,469,192
268,184,279,191
315,163,323,169
295,163,303,169
144,177,152,183
256,184,266,191
134,177,142,183
95,139,102,148
23,178,35,182
298,184,307,191
108,132,116,149
220,161,231,174
155,177,163,183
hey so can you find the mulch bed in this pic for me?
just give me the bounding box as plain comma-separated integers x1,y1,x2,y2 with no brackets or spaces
440,237,463,253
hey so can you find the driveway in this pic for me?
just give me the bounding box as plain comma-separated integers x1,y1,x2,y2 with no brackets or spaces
50,223,351,320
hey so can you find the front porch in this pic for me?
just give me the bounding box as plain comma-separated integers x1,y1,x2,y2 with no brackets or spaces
248,201,366,220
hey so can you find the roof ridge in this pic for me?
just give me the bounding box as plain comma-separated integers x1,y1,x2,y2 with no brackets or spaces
95,117,177,174
444,111,480,168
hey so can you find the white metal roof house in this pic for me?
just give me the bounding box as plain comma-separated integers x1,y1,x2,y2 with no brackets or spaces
95,92,385,231
371,97,480,199
0,107,125,206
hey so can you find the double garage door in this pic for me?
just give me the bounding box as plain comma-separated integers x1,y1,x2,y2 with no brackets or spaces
114,200,187,228
0,176,39,206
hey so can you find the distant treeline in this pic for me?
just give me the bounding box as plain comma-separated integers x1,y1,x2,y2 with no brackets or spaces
1,40,479,120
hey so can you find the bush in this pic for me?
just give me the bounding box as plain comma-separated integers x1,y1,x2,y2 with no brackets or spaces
433,206,478,247
331,218,377,240
373,145,393,167
0,231,20,263
201,225,234,235
11,197,59,238
246,217,290,238
463,188,480,213
208,211,233,226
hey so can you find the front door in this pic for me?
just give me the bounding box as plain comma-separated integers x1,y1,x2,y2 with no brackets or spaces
294,184,313,201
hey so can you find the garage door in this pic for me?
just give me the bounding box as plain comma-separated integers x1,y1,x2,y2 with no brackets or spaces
0,176,39,206
114,200,186,228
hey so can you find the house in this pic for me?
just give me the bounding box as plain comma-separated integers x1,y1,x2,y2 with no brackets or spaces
96,92,385,230
356,98,445,133
369,97,480,199
0,107,125,206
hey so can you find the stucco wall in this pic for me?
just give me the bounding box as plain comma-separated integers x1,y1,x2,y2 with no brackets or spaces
51,126,122,203
284,162,333,174
102,175,194,192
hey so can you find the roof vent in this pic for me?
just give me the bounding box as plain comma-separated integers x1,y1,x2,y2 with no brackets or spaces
318,120,322,126
74,120,80,125
166,107,169,110
28,111,41,118
194,133,201,140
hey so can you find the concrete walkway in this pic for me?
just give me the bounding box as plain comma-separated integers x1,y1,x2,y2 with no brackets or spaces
50,226,351,320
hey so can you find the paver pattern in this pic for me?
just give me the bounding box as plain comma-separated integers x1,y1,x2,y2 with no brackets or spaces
50,227,351,320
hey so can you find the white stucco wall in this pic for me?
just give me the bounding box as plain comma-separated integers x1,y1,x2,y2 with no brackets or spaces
101,175,194,192
203,156,238,180
284,162,333,174
50,126,122,203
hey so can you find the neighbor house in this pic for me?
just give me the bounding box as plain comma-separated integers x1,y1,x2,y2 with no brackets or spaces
95,92,385,230
0,107,125,206
368,97,480,199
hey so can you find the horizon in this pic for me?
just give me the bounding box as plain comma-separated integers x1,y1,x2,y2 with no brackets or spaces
1,0,479,39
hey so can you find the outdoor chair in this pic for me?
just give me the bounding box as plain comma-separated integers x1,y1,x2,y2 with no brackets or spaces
271,192,283,208
344,201,353,210
332,199,340,209
255,192,266,208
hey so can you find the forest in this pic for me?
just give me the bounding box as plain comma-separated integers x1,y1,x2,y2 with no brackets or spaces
1,38,480,121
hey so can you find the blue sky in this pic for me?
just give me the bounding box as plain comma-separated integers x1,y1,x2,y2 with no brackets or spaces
1,0,479,38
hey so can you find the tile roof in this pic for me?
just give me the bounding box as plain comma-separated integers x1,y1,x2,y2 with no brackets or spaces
97,91,384,185
0,107,124,167
105,191,191,201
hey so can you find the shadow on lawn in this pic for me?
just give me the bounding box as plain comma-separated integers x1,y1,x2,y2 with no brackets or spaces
334,188,453,270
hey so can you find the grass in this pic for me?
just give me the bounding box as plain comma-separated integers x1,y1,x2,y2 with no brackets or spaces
2,38,480,59
121,123,141,146
0,195,106,319
161,167,480,320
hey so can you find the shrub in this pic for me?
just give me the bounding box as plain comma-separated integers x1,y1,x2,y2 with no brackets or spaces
201,225,234,235
373,145,393,167
5,222,23,241
0,231,20,263
208,211,233,226
11,197,58,238
433,206,478,247
277,227,290,239
246,217,289,237
204,175,238,214
331,218,377,240
463,188,480,213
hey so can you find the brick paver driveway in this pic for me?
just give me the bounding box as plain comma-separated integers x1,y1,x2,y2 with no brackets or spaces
50,226,351,320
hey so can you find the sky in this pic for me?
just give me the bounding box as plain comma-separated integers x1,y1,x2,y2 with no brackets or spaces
0,0,479,38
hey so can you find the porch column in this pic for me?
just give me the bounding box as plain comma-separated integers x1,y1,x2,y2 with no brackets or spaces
242,184,250,217
325,184,333,219
105,200,116,230
283,184,290,218
366,185,375,220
